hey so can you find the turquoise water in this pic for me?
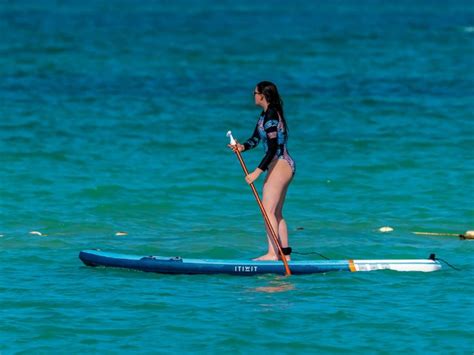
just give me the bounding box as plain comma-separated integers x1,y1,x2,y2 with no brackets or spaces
1,1,473,353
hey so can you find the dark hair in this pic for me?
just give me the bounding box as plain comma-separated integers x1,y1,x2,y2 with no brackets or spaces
256,81,288,133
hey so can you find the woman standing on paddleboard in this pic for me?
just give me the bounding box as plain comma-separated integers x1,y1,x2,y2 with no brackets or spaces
230,81,295,261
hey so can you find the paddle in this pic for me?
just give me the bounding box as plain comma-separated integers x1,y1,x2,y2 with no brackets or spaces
227,130,292,276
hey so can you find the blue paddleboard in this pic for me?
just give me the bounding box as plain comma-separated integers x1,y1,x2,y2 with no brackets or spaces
79,250,441,276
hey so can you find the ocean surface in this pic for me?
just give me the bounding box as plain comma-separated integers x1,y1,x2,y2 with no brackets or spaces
1,0,473,353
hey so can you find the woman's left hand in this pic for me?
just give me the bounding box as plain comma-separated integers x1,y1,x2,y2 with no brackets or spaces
245,169,262,184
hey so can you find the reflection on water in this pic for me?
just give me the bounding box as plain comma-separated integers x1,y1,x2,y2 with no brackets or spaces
251,277,295,293
254,283,295,293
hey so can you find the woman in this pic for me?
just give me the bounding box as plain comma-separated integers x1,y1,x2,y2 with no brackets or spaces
230,81,295,261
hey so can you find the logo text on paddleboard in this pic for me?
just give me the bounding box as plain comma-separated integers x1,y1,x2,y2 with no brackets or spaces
234,266,258,273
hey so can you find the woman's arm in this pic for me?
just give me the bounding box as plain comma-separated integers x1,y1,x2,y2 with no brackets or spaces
257,109,279,171
243,124,260,151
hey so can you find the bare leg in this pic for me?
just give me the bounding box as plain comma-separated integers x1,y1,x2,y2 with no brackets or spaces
259,184,290,258
253,159,293,261
276,184,290,249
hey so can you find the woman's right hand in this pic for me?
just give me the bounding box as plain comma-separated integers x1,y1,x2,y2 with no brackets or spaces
227,143,245,152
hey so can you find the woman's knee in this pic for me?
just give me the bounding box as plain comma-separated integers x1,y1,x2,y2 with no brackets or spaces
264,200,283,220
263,199,278,215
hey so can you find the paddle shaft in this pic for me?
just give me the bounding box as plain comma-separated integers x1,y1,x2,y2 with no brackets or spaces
232,149,291,276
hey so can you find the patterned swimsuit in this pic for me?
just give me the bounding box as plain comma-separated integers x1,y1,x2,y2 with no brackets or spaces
243,105,296,175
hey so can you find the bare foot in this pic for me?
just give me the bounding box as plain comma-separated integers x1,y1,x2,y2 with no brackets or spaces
253,253,278,261
252,254,292,262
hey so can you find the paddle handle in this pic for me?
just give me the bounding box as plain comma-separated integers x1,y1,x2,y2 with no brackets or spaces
232,149,292,276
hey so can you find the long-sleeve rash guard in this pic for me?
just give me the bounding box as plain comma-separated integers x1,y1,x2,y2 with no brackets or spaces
243,105,295,174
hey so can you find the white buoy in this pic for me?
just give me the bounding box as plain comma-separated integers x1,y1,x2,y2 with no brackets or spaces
29,231,43,236
463,230,474,239
379,226,394,233
115,232,128,236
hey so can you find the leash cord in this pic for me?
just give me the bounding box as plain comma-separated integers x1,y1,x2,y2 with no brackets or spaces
433,257,461,271
292,251,331,260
